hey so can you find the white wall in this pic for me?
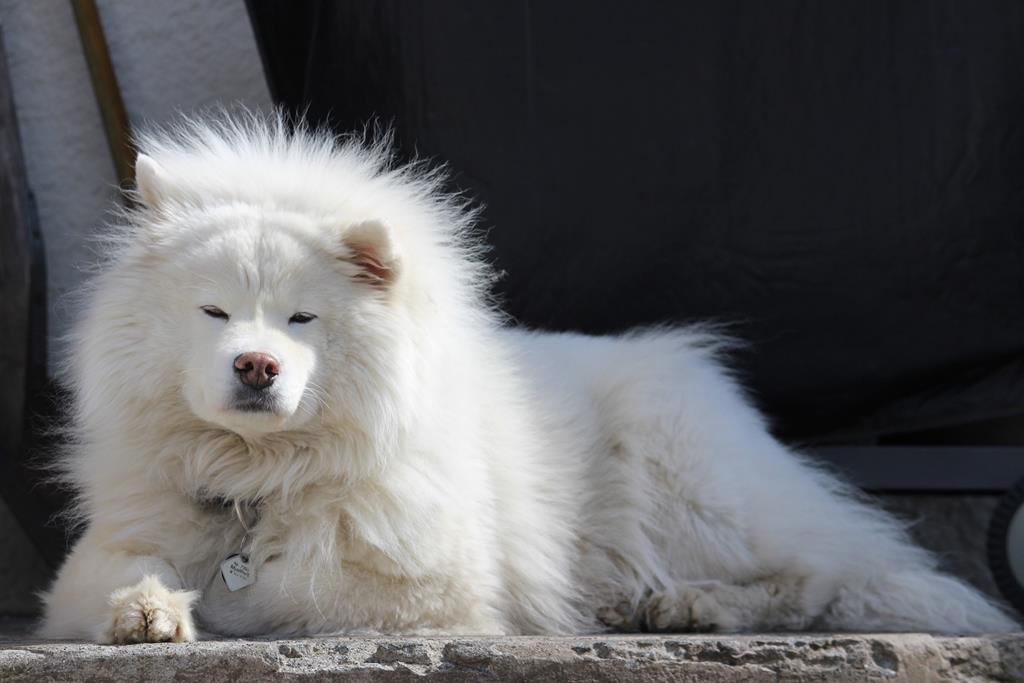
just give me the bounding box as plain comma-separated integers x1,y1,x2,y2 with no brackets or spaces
0,0,271,355
0,0,270,612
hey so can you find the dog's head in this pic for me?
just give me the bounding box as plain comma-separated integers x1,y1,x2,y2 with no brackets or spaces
126,153,407,439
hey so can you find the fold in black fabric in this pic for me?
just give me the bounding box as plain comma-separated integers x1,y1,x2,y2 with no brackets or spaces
246,1,1024,441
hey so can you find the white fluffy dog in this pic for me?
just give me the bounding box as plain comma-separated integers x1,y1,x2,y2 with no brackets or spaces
41,113,1015,643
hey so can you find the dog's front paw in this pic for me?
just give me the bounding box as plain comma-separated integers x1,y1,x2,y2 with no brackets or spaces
644,582,739,632
105,575,198,644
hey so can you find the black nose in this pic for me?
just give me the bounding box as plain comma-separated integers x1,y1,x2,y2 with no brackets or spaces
233,352,280,390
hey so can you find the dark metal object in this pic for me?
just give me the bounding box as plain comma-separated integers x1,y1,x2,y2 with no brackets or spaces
70,0,135,193
988,477,1024,615
813,447,1024,494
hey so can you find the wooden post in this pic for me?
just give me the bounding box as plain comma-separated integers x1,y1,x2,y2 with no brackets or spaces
70,0,135,193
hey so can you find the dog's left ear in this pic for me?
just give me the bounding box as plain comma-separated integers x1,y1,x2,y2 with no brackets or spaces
134,154,174,209
340,219,401,287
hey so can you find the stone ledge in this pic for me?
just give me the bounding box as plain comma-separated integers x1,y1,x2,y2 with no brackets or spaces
2,630,1023,682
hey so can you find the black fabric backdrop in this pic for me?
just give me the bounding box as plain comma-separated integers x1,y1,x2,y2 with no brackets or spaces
245,1,1024,442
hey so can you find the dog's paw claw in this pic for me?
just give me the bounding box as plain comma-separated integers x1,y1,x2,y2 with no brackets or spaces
597,598,641,630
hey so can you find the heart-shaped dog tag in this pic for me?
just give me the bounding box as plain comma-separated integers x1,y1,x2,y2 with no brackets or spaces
220,553,256,592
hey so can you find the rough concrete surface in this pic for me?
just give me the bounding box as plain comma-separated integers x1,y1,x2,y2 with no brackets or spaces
1,629,1022,682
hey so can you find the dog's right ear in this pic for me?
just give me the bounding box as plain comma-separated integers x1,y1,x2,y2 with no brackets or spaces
134,154,172,209
339,219,402,288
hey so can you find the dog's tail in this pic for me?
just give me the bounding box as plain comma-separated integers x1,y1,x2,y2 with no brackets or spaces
821,568,1016,633
806,470,1016,633
762,450,1018,634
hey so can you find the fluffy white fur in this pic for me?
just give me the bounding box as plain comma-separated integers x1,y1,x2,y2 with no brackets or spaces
41,113,1016,643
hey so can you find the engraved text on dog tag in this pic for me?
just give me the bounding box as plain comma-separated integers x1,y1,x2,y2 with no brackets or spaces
220,553,256,591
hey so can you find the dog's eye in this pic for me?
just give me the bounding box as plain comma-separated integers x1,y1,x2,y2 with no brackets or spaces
289,312,318,325
200,305,229,321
